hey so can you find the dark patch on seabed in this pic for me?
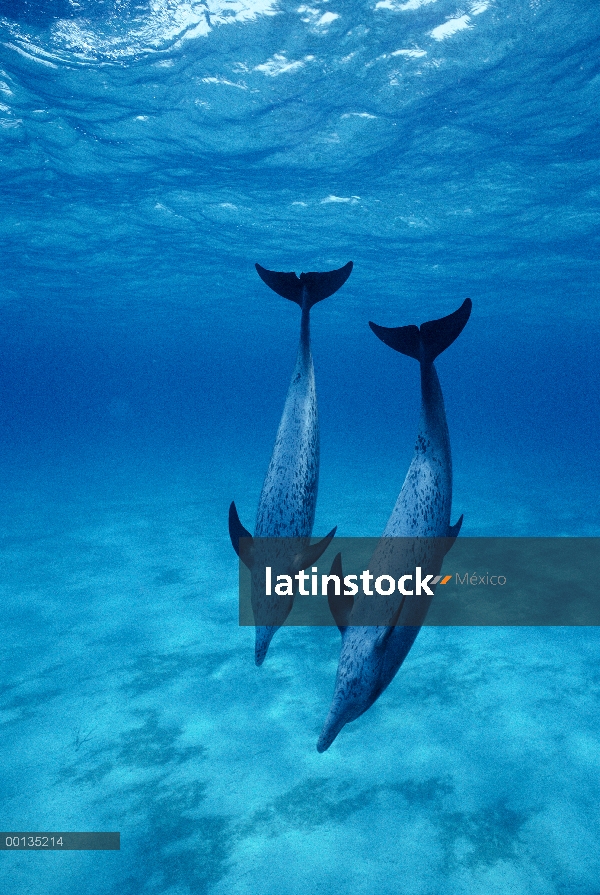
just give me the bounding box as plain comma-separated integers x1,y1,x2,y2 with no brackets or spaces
107,779,231,895
239,774,527,871
58,712,232,894
59,710,198,785
49,645,535,892
0,675,64,726
44,635,248,894
391,779,527,870
239,777,371,836
57,715,532,895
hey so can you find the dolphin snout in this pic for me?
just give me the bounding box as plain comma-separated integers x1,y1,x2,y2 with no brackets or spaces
316,706,347,752
316,728,339,753
254,625,277,666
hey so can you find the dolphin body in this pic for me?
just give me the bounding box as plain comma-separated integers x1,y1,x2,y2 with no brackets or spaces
229,261,353,666
317,298,472,752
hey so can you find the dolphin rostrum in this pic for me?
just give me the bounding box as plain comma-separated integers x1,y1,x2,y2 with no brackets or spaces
317,298,472,751
229,261,353,666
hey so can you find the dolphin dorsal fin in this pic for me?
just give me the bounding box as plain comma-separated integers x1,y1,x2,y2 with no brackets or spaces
326,552,353,635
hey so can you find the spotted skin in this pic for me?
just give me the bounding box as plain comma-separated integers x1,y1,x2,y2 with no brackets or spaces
318,301,470,752
252,308,319,663
255,309,318,540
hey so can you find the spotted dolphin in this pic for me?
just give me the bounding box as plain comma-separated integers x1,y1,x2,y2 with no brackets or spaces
229,261,353,666
317,298,471,751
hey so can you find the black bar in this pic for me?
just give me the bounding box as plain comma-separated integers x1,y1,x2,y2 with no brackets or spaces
239,537,600,626
0,833,120,850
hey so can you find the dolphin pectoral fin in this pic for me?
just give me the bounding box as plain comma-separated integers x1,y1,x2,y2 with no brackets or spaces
228,501,254,568
374,595,407,651
327,552,353,636
391,594,406,626
369,298,472,364
255,262,353,309
293,526,337,572
438,514,464,558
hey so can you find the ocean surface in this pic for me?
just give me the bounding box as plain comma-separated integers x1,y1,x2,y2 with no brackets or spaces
1,0,599,892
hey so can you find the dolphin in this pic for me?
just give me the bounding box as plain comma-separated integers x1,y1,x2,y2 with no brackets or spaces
229,261,353,666
317,298,472,751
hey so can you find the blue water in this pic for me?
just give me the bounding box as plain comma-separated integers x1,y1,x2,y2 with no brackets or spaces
1,0,599,891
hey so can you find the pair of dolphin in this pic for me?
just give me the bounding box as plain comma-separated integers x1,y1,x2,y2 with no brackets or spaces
229,262,472,751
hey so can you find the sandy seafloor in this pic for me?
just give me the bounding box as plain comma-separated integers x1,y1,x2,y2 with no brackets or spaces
2,440,599,895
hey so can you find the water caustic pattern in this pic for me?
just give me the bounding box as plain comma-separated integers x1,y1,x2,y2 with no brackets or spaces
1,0,600,893
1,0,599,301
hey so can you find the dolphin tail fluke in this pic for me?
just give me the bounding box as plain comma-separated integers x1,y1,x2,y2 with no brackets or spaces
369,298,472,364
255,262,353,311
229,501,254,568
